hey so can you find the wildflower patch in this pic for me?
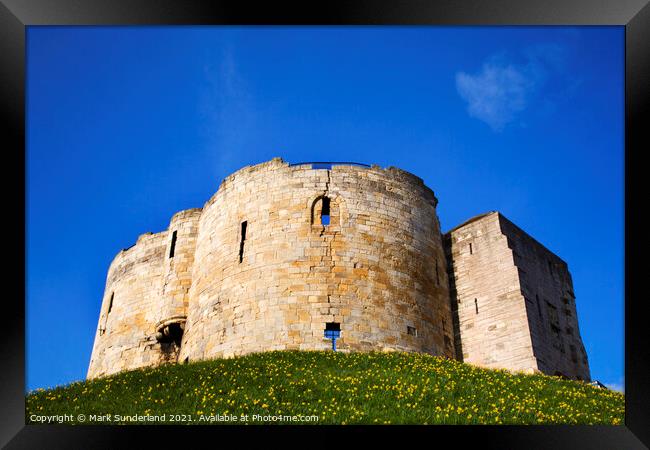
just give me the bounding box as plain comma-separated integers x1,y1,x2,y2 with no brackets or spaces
26,351,624,425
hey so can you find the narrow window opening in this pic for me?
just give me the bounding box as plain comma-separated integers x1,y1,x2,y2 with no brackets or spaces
325,322,340,331
469,243,473,255
407,326,418,336
324,322,341,351
536,294,542,317
321,197,331,225
474,298,479,314
239,221,247,263
100,292,114,336
169,230,177,258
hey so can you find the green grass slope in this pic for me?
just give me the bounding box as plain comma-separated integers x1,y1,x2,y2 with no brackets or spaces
26,351,623,425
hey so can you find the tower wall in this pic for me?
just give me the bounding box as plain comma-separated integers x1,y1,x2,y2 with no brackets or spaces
178,158,454,362
87,209,202,379
499,215,590,381
444,212,537,373
444,212,590,380
88,158,591,383
87,231,168,378
156,209,202,333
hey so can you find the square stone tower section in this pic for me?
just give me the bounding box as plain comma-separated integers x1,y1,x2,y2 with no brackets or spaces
443,211,591,381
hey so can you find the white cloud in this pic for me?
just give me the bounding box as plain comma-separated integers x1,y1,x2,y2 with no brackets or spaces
455,48,564,132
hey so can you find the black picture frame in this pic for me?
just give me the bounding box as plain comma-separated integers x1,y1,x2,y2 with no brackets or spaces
3,0,648,447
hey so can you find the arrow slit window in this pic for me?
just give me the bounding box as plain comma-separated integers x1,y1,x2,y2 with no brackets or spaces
239,221,247,263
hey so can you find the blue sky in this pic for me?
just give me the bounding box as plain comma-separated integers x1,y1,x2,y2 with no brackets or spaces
26,26,624,392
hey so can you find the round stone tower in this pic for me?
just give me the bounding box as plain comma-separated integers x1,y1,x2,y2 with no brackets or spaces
87,209,201,379
88,158,455,378
178,158,454,362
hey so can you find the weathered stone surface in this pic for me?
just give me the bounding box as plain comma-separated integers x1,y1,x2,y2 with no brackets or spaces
88,158,454,378
444,211,590,381
87,209,202,379
88,159,590,383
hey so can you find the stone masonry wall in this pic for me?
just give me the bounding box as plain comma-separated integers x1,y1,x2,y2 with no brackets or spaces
157,209,202,332
87,209,201,379
444,212,538,374
444,212,590,380
499,215,590,381
178,158,455,362
88,157,590,382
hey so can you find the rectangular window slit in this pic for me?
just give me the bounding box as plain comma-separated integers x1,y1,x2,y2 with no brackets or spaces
107,292,114,315
407,326,417,336
169,230,177,258
469,243,473,254
324,322,341,350
101,292,114,336
239,221,247,263
474,298,479,314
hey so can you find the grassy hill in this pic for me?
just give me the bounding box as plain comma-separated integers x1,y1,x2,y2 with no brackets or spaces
26,351,624,425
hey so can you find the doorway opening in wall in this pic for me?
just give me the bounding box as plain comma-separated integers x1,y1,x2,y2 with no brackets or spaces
158,322,184,347
157,321,185,363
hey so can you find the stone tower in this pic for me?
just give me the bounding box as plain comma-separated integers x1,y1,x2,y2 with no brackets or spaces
88,158,590,382
87,158,455,379
444,212,591,381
